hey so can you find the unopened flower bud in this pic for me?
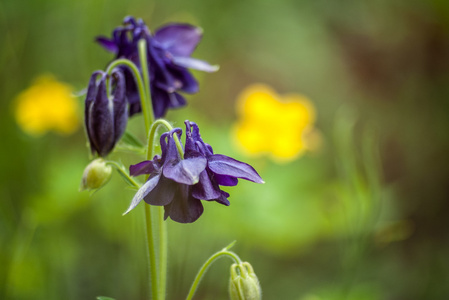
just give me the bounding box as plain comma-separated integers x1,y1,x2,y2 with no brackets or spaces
229,262,262,300
85,69,128,157
80,158,112,191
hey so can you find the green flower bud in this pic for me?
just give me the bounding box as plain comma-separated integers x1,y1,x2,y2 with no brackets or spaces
80,158,112,191
229,262,262,300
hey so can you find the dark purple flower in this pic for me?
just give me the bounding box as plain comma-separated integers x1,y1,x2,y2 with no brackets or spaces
97,16,217,118
184,121,264,206
85,69,128,157
125,128,207,223
125,121,263,223
97,17,149,116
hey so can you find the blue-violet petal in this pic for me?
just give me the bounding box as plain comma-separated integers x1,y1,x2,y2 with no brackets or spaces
208,154,264,183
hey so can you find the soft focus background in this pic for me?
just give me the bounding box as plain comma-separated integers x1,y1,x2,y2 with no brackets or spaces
1,0,449,299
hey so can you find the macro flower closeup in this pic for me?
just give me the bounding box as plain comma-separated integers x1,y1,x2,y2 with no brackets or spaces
97,16,217,118
84,69,128,157
14,75,80,136
233,84,319,162
125,121,263,223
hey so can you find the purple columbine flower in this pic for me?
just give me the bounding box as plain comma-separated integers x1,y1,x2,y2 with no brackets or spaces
184,121,264,206
125,121,264,223
125,128,207,223
97,17,148,116
97,16,218,118
84,69,128,157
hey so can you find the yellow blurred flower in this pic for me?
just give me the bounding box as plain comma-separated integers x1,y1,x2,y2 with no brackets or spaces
14,74,80,136
233,84,320,162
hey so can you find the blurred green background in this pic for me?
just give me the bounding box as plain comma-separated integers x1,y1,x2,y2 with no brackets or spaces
1,0,449,299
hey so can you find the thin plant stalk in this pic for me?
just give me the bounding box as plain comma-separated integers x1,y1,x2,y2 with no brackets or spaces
138,38,169,300
105,58,151,134
186,247,242,300
132,38,160,300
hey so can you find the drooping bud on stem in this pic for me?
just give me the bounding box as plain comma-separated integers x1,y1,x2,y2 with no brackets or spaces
229,262,262,300
80,158,112,191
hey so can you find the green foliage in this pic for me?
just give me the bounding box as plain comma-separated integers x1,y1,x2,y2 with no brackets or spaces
1,0,449,299
116,131,146,155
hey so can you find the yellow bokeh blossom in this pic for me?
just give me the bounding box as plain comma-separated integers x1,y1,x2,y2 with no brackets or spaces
14,74,80,136
233,84,320,162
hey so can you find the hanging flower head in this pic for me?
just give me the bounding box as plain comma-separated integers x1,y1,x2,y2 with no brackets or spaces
97,16,218,118
125,121,263,223
126,128,207,223
84,69,128,157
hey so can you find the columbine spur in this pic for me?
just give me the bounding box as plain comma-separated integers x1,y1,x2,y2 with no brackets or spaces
97,16,218,118
125,121,263,223
84,69,128,157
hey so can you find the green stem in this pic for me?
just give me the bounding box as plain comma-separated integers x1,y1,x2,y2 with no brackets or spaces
145,204,160,300
105,58,151,133
186,249,242,300
145,119,174,300
146,120,174,300
136,38,167,300
147,119,174,158
106,160,159,299
158,206,167,300
147,119,184,160
106,160,158,300
138,39,154,129
106,161,141,189
145,118,184,300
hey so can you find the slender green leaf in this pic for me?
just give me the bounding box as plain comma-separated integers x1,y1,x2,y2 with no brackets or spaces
121,131,144,148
